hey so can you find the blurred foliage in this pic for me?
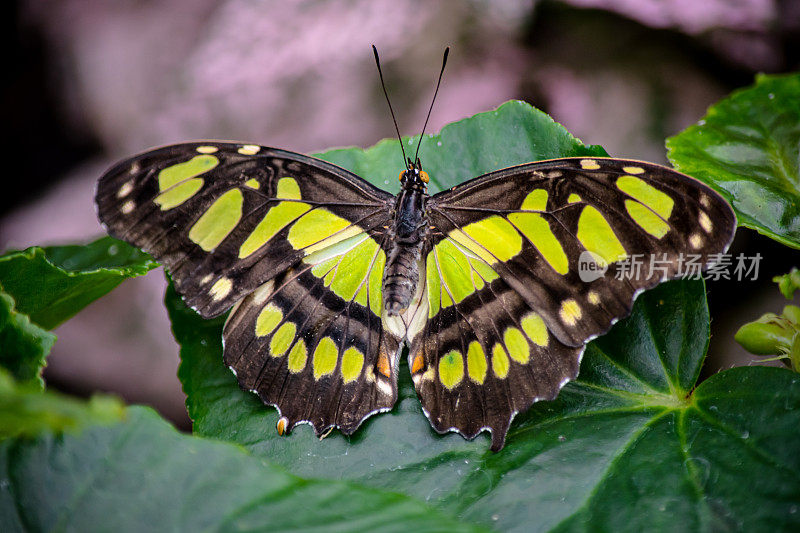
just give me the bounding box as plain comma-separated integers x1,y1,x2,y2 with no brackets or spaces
774,268,800,300
0,288,54,388
0,407,482,532
0,367,125,439
0,237,157,329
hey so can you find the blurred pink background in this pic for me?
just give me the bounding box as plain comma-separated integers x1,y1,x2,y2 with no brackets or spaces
3,0,798,427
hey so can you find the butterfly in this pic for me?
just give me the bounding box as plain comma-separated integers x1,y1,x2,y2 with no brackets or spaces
95,49,736,451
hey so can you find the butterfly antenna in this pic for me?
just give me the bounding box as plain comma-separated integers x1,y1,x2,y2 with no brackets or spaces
413,46,449,165
373,45,409,169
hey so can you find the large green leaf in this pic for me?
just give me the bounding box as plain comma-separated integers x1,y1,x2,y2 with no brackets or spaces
0,367,124,439
0,236,157,330
173,277,800,531
0,288,55,387
0,406,485,532
667,72,800,249
317,99,608,194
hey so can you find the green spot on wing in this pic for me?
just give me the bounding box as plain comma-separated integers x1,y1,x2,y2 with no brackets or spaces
466,341,487,384
507,212,569,274
270,322,296,357
438,350,464,389
503,328,529,364
287,340,307,373
521,313,548,347
240,201,311,258
616,175,674,220
158,154,218,191
576,206,627,266
426,253,442,318
313,337,338,379
329,238,378,302
341,347,364,383
521,189,548,211
255,304,282,337
154,178,204,210
624,200,670,239
276,177,302,199
188,188,243,252
436,240,475,304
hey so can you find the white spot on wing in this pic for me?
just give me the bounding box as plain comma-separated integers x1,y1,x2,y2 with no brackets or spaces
622,166,645,174
699,211,713,233
210,277,233,301
376,379,393,396
117,181,134,198
121,200,135,214
238,144,261,155
252,281,274,305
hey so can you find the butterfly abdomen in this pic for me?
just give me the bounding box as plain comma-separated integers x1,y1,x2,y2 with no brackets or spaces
383,188,428,315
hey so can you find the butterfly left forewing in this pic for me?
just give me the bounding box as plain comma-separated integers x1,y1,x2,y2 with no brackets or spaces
411,157,735,448
96,142,393,318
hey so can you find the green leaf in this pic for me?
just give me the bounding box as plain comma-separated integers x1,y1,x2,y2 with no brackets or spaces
317,99,608,194
0,406,485,532
667,72,800,249
0,367,124,439
174,276,800,531
0,288,55,387
0,236,157,329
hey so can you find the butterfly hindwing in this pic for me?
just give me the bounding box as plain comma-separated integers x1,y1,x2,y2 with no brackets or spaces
96,142,393,318
223,246,401,435
411,157,735,447
409,264,582,450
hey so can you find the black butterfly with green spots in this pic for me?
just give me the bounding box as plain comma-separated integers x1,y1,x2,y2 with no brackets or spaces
96,138,735,450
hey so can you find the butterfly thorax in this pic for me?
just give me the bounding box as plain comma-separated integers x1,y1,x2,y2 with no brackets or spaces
383,166,430,316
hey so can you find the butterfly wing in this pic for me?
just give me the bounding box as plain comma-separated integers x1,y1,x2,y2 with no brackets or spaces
411,157,735,449
96,142,393,318
97,142,400,434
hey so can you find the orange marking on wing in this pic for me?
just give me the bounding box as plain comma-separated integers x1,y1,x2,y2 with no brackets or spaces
377,352,391,377
411,354,425,374
276,417,288,435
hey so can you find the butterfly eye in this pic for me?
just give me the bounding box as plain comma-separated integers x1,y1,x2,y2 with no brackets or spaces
399,171,406,182
420,171,429,183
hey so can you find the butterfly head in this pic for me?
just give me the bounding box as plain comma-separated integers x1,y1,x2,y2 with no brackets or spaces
399,157,429,191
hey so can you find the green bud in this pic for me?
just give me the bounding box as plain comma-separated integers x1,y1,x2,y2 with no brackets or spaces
734,321,793,355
